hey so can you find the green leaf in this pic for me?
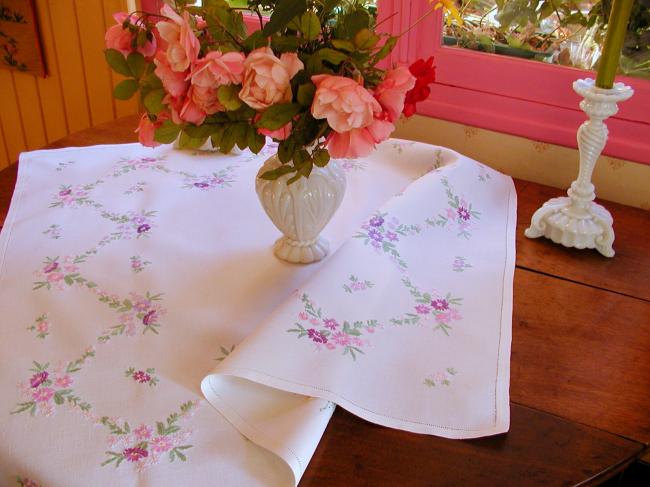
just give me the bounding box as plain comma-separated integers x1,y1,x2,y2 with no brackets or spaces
256,103,301,130
260,164,296,180
316,48,347,66
104,49,131,77
113,79,139,100
154,120,181,144
331,39,355,51
313,149,330,167
219,124,237,153
143,89,165,115
247,127,265,154
354,28,379,50
300,12,320,41
262,0,308,37
337,9,370,40
217,84,242,111
177,131,208,149
232,122,248,150
127,52,145,79
373,36,398,63
296,83,315,107
271,35,302,52
278,138,296,163
243,30,267,51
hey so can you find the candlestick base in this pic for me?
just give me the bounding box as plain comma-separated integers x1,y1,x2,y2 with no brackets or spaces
525,78,633,258
524,197,615,257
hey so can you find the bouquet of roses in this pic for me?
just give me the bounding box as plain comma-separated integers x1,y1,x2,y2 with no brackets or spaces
104,0,437,183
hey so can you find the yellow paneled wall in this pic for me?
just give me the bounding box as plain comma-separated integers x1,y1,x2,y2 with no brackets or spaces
0,0,140,169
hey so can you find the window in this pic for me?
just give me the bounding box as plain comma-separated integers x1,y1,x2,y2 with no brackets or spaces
378,0,650,165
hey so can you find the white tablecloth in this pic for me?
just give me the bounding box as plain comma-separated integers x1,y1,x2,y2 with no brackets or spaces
0,140,515,486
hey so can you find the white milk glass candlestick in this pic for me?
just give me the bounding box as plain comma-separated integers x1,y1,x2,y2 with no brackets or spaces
525,78,633,257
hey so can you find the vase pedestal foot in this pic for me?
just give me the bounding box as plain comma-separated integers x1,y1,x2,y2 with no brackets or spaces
273,236,330,264
524,196,615,257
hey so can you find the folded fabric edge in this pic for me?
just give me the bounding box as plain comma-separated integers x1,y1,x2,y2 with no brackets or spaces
201,374,334,486
207,367,510,440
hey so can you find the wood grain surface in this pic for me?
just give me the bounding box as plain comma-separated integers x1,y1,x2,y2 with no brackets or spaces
0,116,648,486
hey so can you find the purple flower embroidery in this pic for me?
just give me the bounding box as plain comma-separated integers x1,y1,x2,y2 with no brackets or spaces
369,216,384,227
323,318,339,330
415,304,431,314
457,207,471,221
137,223,151,234
368,229,383,242
30,371,48,388
307,328,327,344
58,188,72,197
194,182,210,188
133,371,151,383
43,261,59,274
123,447,148,462
386,231,398,242
431,299,449,311
142,310,157,326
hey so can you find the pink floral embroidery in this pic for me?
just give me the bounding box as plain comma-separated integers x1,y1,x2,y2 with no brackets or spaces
49,183,98,209
125,367,159,387
390,278,463,335
342,275,374,294
16,476,41,487
33,256,94,291
96,291,166,342
287,294,380,360
424,368,457,387
100,401,197,469
426,177,480,239
130,255,151,273
12,350,95,417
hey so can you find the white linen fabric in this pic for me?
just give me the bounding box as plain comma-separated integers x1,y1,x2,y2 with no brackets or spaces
0,140,515,486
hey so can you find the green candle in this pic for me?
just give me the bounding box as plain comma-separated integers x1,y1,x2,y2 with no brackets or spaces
596,0,635,88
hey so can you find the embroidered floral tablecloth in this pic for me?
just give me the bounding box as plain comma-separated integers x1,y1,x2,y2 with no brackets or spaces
0,140,515,486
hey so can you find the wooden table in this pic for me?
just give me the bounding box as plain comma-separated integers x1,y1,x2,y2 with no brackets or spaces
1,116,648,486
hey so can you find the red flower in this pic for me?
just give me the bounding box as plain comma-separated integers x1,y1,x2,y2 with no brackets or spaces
403,57,436,117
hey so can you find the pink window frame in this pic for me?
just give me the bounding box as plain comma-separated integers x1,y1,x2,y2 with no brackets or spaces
378,0,650,165
142,0,650,164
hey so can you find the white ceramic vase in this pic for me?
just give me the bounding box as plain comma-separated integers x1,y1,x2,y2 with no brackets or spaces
255,154,346,264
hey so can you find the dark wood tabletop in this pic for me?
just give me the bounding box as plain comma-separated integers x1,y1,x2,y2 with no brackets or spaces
1,116,648,486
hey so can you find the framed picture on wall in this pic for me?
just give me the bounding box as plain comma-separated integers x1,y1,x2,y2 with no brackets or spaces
0,0,46,76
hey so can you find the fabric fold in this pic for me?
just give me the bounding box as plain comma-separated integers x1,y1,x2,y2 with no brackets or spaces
203,145,516,483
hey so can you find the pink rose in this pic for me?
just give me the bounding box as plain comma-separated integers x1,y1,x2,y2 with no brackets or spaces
326,116,394,159
191,51,246,88
136,113,168,147
154,51,188,98
180,87,209,125
374,67,416,123
255,113,292,140
239,47,303,110
105,12,156,58
311,75,380,133
156,5,200,72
